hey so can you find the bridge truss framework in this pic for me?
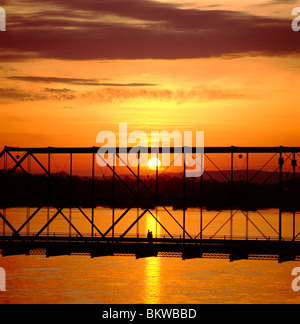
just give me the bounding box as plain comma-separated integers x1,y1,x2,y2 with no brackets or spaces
0,146,299,262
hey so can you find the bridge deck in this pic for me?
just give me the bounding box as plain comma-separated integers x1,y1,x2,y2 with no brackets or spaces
1,235,300,262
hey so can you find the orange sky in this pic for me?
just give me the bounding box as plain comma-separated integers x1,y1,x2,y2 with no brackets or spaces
0,0,300,152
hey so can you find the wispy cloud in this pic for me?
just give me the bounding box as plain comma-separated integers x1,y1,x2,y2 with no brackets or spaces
0,85,247,104
7,76,158,87
0,87,76,102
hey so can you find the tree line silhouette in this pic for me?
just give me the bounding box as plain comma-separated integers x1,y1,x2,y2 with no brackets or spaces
0,170,299,211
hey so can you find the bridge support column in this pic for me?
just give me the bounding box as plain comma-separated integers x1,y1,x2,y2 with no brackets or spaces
135,245,158,259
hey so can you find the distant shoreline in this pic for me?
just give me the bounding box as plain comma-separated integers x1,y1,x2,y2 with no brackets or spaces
1,170,299,211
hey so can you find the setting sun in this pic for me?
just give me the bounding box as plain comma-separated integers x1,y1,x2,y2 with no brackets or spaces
148,157,161,170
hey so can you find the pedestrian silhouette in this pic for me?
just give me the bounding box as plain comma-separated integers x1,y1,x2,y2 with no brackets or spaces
147,230,153,243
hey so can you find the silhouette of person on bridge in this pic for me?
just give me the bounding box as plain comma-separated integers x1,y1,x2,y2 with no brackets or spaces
147,230,153,243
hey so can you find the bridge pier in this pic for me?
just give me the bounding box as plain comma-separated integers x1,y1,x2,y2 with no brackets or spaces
2,246,29,257
46,244,72,257
90,245,114,258
182,251,203,260
229,251,249,262
135,245,158,259
278,245,297,263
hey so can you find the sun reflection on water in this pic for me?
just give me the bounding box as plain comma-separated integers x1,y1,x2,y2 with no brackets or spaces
143,211,161,304
144,257,161,304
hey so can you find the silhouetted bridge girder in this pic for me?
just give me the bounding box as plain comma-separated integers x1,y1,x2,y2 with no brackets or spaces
0,146,300,261
2,146,300,154
1,236,300,263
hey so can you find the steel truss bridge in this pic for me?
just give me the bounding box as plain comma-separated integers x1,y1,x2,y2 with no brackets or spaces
0,146,299,262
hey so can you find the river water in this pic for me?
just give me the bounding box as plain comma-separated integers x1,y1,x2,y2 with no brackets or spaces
0,207,300,304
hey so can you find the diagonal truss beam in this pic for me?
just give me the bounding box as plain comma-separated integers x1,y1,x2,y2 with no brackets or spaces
103,201,138,237
15,205,44,235
4,151,30,177
0,210,18,235
35,207,83,237
249,153,277,183
204,153,230,182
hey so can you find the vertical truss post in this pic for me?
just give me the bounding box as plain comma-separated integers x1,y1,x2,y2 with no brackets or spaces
246,152,249,240
3,150,7,235
27,154,31,236
47,152,51,237
292,152,297,240
91,152,95,239
183,151,186,241
2,209,5,236
69,153,72,237
156,151,159,238
200,160,203,241
112,152,116,240
230,151,234,240
137,151,140,237
279,151,284,241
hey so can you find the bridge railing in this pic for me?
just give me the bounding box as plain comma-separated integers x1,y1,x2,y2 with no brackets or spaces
0,232,296,242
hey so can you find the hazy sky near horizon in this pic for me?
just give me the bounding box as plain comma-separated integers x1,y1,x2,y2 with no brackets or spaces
0,0,300,149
